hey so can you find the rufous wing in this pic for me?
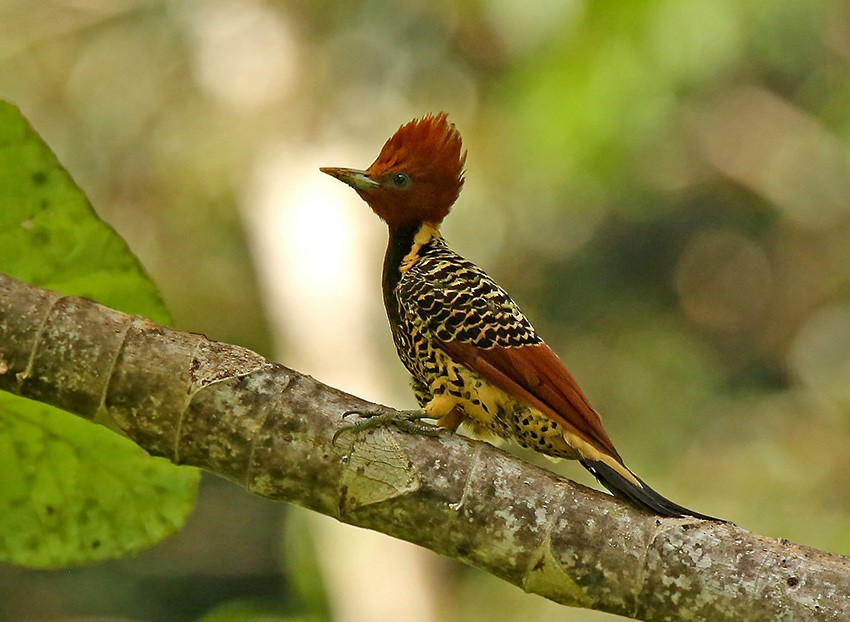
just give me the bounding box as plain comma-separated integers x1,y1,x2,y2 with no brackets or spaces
437,340,623,462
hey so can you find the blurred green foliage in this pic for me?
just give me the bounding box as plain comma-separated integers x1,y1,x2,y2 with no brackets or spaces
1,0,850,620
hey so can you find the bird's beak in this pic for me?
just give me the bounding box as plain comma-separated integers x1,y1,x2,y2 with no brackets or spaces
320,167,380,191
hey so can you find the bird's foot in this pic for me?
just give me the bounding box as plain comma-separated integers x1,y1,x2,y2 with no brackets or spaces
333,407,440,443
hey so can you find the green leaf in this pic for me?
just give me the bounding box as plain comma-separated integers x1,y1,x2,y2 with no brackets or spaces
0,101,167,322
0,397,197,566
0,100,199,567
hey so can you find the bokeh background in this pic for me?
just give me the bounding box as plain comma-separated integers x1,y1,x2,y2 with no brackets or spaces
3,0,850,620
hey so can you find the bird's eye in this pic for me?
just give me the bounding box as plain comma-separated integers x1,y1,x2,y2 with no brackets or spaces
390,173,412,189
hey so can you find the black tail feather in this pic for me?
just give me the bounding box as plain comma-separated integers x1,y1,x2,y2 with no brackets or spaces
580,459,720,521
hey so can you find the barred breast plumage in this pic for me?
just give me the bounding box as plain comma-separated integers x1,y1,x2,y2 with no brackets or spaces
385,224,582,458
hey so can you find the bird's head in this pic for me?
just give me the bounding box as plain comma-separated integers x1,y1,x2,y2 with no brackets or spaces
321,113,467,227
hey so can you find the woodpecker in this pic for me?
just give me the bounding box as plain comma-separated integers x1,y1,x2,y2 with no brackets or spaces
322,113,714,519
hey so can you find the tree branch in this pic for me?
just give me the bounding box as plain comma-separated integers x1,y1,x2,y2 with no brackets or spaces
1,273,848,621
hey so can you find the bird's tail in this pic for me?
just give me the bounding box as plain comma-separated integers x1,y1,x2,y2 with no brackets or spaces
580,459,719,521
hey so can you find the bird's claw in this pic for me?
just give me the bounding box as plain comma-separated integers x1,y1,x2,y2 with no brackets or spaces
333,407,440,443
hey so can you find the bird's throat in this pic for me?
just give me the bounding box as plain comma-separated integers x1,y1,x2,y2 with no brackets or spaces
382,222,440,327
